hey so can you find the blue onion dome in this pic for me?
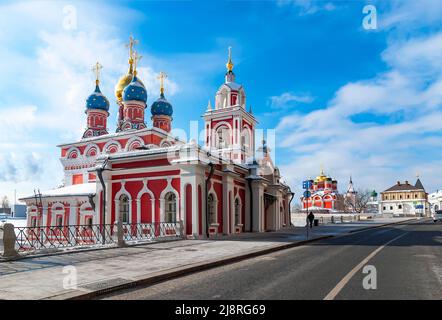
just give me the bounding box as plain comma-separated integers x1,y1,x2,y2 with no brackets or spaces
151,92,173,117
122,75,147,103
86,83,110,112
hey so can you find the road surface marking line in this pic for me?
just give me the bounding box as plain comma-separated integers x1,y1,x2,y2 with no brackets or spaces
323,232,408,300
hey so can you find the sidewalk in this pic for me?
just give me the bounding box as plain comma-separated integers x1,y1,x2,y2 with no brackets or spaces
0,217,414,300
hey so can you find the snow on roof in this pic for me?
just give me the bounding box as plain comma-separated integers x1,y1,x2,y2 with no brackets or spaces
20,183,96,200
429,190,442,198
224,82,243,91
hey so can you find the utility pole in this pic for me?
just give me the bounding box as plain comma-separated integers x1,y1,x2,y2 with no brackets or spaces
302,180,312,240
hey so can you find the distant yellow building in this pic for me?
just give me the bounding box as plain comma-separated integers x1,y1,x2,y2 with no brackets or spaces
380,179,429,217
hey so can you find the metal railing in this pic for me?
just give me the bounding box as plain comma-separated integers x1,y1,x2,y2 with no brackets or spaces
318,214,361,224
121,222,183,242
11,222,183,254
14,224,115,252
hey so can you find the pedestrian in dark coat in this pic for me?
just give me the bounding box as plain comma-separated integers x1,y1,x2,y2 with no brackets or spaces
307,212,315,228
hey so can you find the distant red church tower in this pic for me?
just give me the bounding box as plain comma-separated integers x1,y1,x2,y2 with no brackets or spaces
302,169,338,210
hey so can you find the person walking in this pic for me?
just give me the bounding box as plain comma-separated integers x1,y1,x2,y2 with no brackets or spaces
307,212,315,228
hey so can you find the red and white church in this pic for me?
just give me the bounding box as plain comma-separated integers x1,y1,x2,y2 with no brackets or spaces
20,40,293,237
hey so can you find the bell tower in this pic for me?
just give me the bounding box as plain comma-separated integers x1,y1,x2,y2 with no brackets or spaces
203,47,256,163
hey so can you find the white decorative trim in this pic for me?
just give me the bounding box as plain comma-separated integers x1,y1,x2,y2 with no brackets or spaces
66,146,81,159
125,136,144,152
84,143,100,157
103,140,122,154
51,202,65,212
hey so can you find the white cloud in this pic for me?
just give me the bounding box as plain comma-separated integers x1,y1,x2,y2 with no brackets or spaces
276,30,442,198
380,0,442,31
277,0,336,15
269,92,314,109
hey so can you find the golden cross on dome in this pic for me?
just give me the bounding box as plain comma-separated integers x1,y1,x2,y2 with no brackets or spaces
125,35,139,62
226,46,234,72
132,51,142,75
92,61,103,85
157,71,167,94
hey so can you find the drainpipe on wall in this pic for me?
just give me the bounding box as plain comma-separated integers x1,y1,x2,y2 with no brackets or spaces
205,161,215,238
288,190,295,226
248,178,253,232
96,157,109,245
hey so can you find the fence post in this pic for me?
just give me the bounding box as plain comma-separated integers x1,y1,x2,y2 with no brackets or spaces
115,220,125,247
179,220,185,239
2,223,18,258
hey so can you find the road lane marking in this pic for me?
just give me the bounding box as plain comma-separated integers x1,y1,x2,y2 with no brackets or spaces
323,232,408,300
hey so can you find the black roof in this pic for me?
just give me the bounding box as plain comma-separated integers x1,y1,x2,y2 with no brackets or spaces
415,178,425,190
384,179,425,192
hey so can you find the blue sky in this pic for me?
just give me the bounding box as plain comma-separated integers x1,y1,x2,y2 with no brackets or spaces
1,0,442,203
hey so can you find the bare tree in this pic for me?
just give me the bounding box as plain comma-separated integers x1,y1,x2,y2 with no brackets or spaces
1,195,10,209
334,194,349,212
344,189,371,213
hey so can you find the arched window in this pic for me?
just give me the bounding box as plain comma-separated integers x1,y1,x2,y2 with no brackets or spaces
234,198,240,225
165,192,177,223
216,126,230,149
208,193,216,224
241,128,251,151
119,195,130,223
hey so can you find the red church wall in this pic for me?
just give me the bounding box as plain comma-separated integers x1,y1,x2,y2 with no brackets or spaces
46,206,52,228
125,180,143,223
112,159,172,169
228,191,232,234
185,184,192,235
140,193,152,223
147,179,168,222
112,170,180,181
198,185,202,235
72,174,83,185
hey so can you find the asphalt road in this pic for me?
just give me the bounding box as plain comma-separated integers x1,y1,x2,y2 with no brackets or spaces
101,219,442,300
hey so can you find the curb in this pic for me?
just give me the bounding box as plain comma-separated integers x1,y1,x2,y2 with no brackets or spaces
347,218,418,234
47,218,419,300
